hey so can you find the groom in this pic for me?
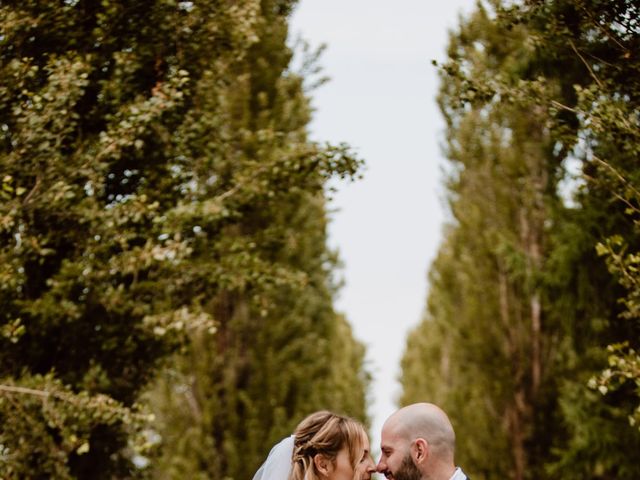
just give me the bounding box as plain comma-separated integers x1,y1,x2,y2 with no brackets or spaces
377,402,469,480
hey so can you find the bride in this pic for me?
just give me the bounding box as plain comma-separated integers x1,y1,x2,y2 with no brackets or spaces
252,411,376,480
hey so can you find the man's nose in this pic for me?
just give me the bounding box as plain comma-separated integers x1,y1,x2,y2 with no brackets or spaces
376,459,386,473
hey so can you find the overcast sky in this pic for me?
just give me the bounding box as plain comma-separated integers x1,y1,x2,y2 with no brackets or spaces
289,0,475,453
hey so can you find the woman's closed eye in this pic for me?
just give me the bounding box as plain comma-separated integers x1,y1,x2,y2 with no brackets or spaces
360,449,370,463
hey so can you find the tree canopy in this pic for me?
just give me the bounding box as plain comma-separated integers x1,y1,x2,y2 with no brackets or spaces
400,1,640,479
0,1,369,478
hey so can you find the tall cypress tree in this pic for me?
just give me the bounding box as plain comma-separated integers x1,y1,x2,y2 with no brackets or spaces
402,3,567,479
506,1,640,477
144,4,369,478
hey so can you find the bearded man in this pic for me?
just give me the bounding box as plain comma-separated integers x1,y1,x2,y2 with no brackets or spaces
377,403,469,480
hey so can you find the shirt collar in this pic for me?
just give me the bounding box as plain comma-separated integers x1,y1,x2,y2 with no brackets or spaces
449,467,467,480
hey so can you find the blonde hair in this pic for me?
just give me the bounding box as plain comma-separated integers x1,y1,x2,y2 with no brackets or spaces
288,411,367,480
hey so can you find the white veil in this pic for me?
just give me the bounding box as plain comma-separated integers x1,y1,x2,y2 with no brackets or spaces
252,435,295,480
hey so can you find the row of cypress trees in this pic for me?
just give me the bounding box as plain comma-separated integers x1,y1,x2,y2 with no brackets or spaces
400,1,640,479
0,1,369,478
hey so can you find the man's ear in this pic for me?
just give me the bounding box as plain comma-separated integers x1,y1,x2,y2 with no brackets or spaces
313,453,333,477
413,438,429,465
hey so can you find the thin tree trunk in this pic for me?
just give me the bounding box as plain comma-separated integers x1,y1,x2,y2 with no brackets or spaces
530,291,542,396
510,389,527,480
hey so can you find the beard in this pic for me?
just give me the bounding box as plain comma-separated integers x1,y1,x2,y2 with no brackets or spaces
391,453,421,480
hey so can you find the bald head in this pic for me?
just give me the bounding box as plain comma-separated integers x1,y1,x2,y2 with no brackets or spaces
384,403,456,459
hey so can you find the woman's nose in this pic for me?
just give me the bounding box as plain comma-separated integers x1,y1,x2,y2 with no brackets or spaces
366,458,376,472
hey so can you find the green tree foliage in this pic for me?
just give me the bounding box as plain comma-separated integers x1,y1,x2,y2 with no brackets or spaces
509,1,640,476
0,0,367,478
400,1,640,479
514,0,640,431
403,5,565,479
142,6,370,477
146,194,369,479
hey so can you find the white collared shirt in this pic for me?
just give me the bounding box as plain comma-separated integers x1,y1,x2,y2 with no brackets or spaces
449,467,467,480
